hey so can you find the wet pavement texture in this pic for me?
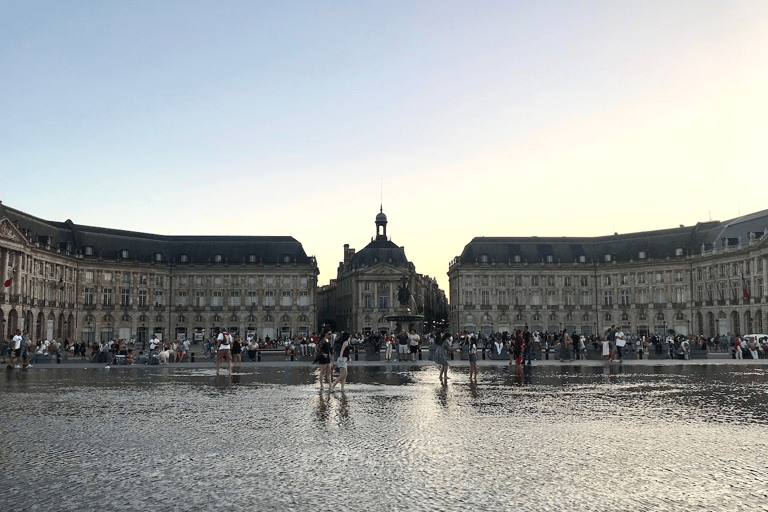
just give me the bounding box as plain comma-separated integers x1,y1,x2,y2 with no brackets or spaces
2,362,768,511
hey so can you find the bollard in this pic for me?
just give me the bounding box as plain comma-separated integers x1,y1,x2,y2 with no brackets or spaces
291,352,295,361
418,348,422,360
482,347,486,360
191,352,195,363
545,349,549,360
56,353,61,364
450,351,454,360
257,350,261,362
355,349,358,361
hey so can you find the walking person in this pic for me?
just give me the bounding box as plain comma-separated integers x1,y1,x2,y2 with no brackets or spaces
317,329,334,389
330,332,352,392
558,329,573,362
522,326,533,365
615,328,626,363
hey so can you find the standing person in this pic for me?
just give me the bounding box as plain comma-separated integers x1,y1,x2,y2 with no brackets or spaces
514,330,524,366
330,332,352,392
10,329,23,368
522,326,533,365
396,329,409,362
384,331,394,362
636,336,645,360
615,328,626,363
148,334,160,359
231,335,243,368
434,332,453,382
215,330,233,376
605,325,617,362
600,336,610,362
409,329,421,361
558,329,573,362
467,334,478,381
317,329,334,389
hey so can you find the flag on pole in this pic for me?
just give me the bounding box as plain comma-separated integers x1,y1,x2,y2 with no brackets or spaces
742,273,750,299
4,268,13,288
59,277,65,291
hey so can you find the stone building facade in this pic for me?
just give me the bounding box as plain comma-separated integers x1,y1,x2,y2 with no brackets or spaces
449,210,768,338
318,209,448,334
0,201,318,345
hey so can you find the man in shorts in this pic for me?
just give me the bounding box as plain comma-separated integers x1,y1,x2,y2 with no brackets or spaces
10,329,23,368
408,329,421,361
216,330,233,375
397,329,409,362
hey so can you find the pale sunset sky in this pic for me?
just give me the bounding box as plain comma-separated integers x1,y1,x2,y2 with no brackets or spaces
2,1,766,293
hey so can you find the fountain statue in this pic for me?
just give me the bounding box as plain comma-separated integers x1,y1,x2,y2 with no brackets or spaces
385,276,425,331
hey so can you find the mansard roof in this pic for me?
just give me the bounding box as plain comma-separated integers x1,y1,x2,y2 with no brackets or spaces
457,209,768,265
350,239,409,267
0,201,313,266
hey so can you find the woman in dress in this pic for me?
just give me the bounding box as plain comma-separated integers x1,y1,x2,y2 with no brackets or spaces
435,332,453,381
559,329,573,362
317,329,334,389
330,332,352,392
384,331,394,362
600,335,610,362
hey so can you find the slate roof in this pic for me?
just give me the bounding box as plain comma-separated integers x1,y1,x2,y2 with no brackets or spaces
350,239,409,267
457,209,768,265
0,201,313,266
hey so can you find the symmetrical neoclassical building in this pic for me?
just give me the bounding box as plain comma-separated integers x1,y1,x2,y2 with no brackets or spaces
317,209,448,334
449,210,768,338
0,201,319,344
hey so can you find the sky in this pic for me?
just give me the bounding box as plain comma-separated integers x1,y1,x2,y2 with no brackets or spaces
2,1,767,293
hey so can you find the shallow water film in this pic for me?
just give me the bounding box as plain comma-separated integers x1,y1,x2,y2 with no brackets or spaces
2,363,768,512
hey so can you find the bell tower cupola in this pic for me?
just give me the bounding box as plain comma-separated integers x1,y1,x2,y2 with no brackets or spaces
375,206,388,241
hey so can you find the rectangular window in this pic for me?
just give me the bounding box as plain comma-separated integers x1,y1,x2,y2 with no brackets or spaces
154,292,163,307
603,290,612,306
247,291,256,306
248,277,257,289
177,291,187,307
363,295,372,309
579,290,590,306
155,276,163,286
515,291,524,306
530,291,541,306
655,288,666,303
620,289,630,306
85,271,94,283
498,276,505,286
580,276,589,287
621,275,629,285
481,276,489,286
120,288,130,307
547,276,555,287
138,290,148,306
103,272,112,283
464,291,474,306
638,273,646,284
564,277,572,287
674,272,683,282
281,291,291,307
299,291,309,307
212,291,222,307
546,290,557,305
122,274,131,284
229,291,240,307
300,277,308,288
696,285,703,301
84,287,93,306
140,275,148,285
531,276,539,286
481,290,490,306
102,288,113,306
514,276,522,287
603,276,611,286
264,291,274,307
498,291,507,306
564,291,574,306
675,288,685,303
637,289,648,304
195,291,205,307
178,277,187,287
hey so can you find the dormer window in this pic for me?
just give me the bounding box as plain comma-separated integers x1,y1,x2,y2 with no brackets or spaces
179,254,189,263
119,249,130,259
513,255,521,263
675,248,684,257
214,254,223,263
579,255,587,263
83,246,94,256
545,255,554,264
638,251,648,259
480,254,488,263
154,252,163,262
249,254,257,263
604,254,613,262
283,254,291,263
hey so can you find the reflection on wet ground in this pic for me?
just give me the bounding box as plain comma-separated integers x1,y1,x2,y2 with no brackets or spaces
2,363,767,511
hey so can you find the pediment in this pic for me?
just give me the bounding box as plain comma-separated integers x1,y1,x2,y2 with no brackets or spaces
0,218,28,245
357,263,407,277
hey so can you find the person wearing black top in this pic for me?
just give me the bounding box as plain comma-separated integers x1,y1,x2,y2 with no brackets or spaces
317,329,334,389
